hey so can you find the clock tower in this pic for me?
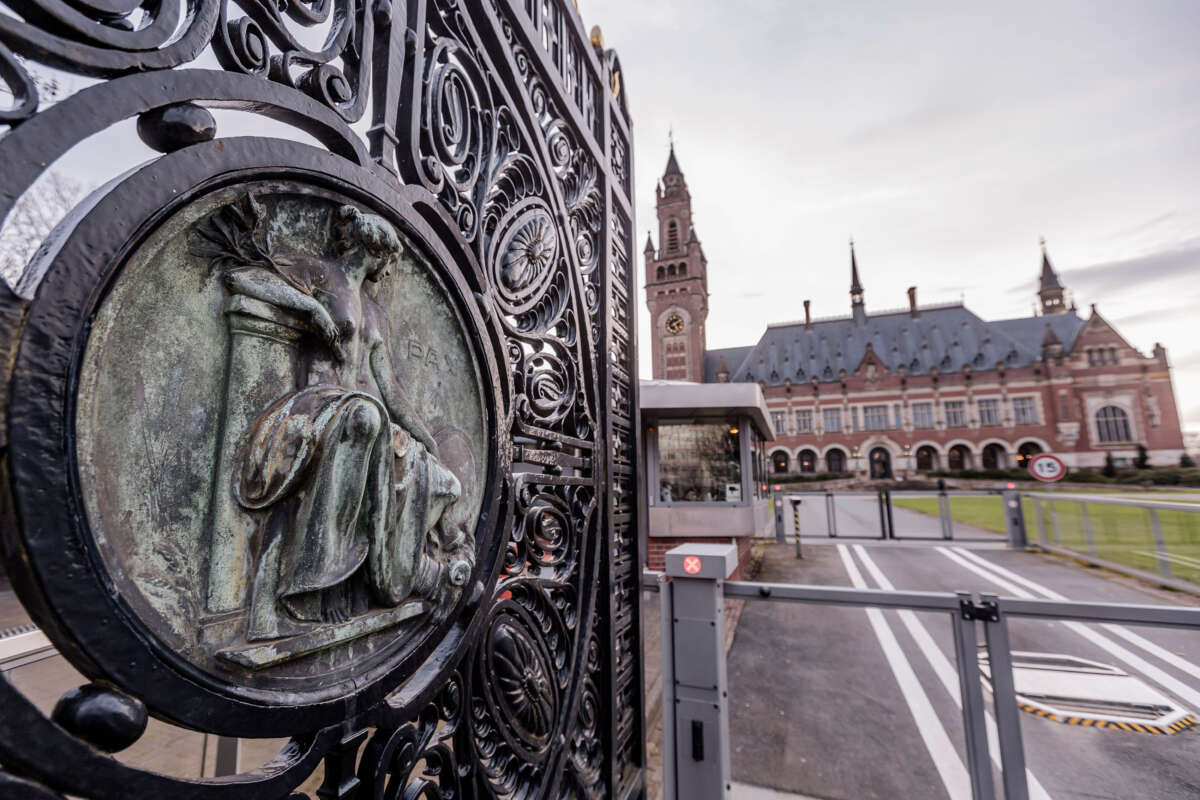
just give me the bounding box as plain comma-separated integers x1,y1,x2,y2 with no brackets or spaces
645,142,709,381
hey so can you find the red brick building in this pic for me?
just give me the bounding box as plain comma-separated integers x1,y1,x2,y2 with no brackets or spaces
644,147,1187,475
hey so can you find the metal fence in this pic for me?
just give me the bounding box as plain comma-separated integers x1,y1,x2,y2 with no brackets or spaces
1023,492,1200,594
774,489,1009,542
648,555,1200,800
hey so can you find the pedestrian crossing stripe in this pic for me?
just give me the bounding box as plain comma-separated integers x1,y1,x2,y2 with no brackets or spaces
1017,702,1196,735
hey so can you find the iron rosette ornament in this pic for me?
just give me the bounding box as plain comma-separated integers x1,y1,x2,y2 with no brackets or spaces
0,0,641,795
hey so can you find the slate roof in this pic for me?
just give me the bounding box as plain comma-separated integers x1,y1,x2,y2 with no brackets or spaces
702,304,1086,385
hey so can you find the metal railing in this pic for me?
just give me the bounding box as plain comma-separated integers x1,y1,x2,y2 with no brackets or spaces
1024,492,1200,595
647,557,1200,800
773,488,1008,542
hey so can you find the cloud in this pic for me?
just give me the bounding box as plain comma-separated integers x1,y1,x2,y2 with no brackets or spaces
1112,305,1198,326
1061,238,1200,294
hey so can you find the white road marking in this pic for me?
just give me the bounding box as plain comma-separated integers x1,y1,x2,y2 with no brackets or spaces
950,548,1200,682
835,544,972,800
852,545,1054,800
938,547,1200,712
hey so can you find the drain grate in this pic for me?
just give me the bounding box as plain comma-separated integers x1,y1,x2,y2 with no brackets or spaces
980,649,1195,735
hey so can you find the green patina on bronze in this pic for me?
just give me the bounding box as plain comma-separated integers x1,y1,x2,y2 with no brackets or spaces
75,182,487,686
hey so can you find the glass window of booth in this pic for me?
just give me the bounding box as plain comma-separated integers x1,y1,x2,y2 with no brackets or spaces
657,423,744,503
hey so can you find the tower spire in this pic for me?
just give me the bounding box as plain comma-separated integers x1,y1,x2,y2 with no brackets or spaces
850,239,864,299
849,238,866,322
1037,237,1067,314
664,139,682,176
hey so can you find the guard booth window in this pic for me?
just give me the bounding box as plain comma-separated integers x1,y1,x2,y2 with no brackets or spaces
657,423,743,502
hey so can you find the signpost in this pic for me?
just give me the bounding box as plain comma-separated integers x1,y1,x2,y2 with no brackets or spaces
1028,453,1067,483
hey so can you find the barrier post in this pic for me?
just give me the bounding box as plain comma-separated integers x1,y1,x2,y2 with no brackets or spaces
663,544,737,800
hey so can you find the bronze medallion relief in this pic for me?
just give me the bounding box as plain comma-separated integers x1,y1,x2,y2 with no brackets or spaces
74,180,490,692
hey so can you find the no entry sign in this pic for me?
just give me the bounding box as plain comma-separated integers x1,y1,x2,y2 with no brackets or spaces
1028,453,1067,483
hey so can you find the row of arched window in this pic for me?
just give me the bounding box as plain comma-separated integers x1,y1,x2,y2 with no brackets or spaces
770,442,1043,475
655,262,688,280
769,406,1135,476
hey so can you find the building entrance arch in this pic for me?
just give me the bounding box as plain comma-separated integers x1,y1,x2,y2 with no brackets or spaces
798,449,818,473
916,445,939,471
869,447,893,479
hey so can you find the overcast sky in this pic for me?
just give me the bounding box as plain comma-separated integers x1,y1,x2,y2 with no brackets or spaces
9,2,1198,432
588,0,1200,433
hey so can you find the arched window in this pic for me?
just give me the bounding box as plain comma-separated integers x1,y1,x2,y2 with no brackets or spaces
1096,406,1132,443
772,451,790,474
667,264,676,277
678,262,687,275
982,443,1008,470
656,266,665,280
798,449,817,473
666,220,680,251
826,449,846,473
948,444,972,471
1016,442,1042,467
916,446,938,471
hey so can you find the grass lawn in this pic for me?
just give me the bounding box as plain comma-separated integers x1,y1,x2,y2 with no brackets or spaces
892,497,1007,533
895,495,1200,584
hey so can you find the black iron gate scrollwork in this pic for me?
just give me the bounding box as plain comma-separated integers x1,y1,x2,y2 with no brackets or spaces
0,0,644,797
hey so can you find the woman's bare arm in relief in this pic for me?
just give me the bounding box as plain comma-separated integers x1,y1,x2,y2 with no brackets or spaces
223,267,342,357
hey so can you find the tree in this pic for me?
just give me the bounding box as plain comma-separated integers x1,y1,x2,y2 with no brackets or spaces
1102,452,1117,478
1183,453,1197,468
1134,444,1150,470
0,172,83,289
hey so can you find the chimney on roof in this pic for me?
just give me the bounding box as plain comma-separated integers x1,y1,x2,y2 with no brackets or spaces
804,299,812,330
907,286,919,319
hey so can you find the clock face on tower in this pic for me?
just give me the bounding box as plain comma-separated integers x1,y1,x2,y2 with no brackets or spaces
665,312,685,335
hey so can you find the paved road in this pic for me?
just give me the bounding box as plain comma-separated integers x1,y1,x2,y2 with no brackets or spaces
729,537,1200,799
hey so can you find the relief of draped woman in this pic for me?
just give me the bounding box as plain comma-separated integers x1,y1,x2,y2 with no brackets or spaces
212,202,473,640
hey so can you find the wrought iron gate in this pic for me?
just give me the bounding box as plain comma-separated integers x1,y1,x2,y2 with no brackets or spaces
0,0,643,796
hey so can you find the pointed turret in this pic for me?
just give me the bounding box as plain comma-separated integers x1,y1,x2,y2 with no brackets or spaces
1037,237,1068,314
644,232,655,254
849,239,866,322
664,143,682,176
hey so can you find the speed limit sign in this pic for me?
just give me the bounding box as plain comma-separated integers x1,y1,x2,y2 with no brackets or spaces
1028,453,1067,483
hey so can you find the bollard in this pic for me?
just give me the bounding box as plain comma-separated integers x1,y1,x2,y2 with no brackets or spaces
662,543,737,800
790,497,803,558
1002,488,1027,549
773,487,786,543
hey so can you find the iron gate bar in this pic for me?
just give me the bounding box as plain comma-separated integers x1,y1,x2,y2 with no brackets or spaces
0,0,643,796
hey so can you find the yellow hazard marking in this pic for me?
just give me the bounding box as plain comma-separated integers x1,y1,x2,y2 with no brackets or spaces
1017,702,1196,735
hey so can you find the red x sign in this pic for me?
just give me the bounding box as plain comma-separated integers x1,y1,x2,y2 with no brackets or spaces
683,555,703,575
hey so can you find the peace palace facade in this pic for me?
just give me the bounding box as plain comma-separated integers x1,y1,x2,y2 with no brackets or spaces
644,146,1186,478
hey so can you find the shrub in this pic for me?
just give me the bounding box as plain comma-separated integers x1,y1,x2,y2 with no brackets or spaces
1102,452,1117,478
1183,453,1197,468
1134,444,1150,470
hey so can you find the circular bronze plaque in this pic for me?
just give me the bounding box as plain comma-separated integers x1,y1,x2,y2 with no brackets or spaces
3,140,506,736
